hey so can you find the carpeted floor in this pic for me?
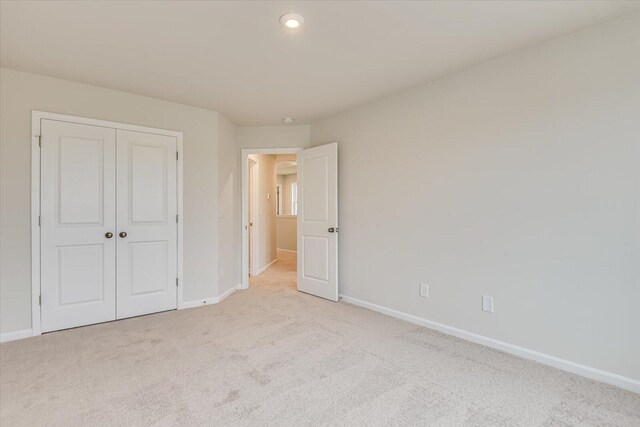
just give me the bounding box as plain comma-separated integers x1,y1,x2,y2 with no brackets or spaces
1,250,639,426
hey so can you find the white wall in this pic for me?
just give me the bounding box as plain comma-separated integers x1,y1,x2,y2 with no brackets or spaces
311,14,640,381
250,154,277,272
276,217,297,252
276,170,298,253
217,114,240,295
278,173,297,215
0,68,235,334
237,125,310,149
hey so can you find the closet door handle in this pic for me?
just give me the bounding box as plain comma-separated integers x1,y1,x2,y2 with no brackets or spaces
105,232,113,239
119,232,128,238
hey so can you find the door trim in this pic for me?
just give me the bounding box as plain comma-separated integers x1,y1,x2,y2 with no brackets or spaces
241,148,302,289
248,157,259,277
31,111,184,337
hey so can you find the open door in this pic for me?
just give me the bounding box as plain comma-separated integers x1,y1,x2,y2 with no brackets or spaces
297,143,338,301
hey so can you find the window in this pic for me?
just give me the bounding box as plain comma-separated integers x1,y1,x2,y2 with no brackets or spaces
291,182,298,215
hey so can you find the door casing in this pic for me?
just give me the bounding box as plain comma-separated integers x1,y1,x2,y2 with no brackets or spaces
248,156,259,276
31,111,184,337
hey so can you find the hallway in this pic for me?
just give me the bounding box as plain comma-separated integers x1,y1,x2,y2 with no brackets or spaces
249,250,297,292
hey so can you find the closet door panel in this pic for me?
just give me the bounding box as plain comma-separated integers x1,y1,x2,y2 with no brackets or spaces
116,130,177,319
40,120,117,332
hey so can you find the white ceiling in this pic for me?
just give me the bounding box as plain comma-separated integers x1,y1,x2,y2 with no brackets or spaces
277,160,297,175
1,1,638,125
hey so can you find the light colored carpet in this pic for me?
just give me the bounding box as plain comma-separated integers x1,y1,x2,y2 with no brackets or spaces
1,250,639,426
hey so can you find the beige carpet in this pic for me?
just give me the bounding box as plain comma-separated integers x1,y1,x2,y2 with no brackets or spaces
1,250,639,426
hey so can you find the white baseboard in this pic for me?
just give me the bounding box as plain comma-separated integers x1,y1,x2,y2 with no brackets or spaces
3,287,244,340
218,284,241,303
255,258,278,276
0,329,34,343
181,297,219,309
181,285,242,309
339,294,640,394
276,248,297,254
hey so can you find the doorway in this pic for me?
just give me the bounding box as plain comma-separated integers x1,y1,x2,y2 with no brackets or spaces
275,154,298,255
241,144,339,301
245,152,298,289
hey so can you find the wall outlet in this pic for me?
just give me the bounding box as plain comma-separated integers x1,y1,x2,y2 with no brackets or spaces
420,283,429,298
482,295,494,313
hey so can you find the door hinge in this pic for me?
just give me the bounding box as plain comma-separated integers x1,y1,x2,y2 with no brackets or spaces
176,151,179,161
38,215,41,227
38,295,41,306
176,278,179,287
176,214,179,223
38,135,42,147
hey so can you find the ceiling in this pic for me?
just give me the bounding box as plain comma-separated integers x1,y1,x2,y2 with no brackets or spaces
277,160,297,175
1,1,638,125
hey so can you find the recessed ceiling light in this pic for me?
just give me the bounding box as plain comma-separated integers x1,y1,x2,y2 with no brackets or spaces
282,117,295,124
280,13,304,29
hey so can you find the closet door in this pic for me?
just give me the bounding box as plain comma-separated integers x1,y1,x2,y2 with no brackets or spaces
116,130,178,319
40,120,116,332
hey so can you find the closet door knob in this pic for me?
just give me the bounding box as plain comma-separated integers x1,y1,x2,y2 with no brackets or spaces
105,232,113,239
119,232,128,238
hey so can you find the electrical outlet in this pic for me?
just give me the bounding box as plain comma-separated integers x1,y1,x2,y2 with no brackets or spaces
482,295,494,313
420,283,429,298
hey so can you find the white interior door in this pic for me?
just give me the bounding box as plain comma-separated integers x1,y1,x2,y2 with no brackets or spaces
40,120,117,332
297,143,338,301
116,130,178,319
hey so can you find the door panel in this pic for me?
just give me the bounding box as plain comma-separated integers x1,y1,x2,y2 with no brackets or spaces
40,120,116,332
58,245,105,305
58,137,104,224
297,143,338,301
302,155,328,221
116,130,177,319
129,241,167,295
130,144,167,223
302,236,329,281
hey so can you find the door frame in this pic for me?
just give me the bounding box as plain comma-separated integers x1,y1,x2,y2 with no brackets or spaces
275,184,283,216
241,148,302,289
31,111,184,337
247,156,259,276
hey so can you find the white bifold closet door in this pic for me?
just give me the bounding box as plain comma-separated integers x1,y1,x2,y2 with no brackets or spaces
115,130,177,319
40,120,117,332
40,120,177,333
